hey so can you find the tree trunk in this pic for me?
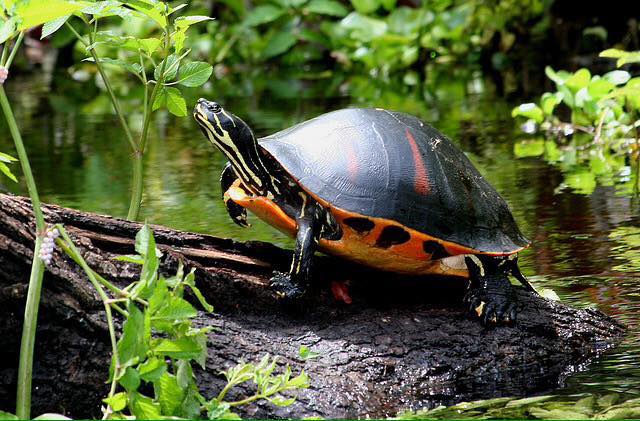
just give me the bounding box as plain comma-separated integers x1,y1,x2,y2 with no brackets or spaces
0,193,625,419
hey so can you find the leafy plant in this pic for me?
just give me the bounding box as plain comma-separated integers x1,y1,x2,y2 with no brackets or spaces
512,49,640,195
0,151,17,182
33,0,214,221
56,224,308,419
397,393,640,420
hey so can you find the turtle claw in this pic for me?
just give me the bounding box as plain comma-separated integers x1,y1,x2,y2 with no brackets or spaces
270,271,306,300
465,282,517,326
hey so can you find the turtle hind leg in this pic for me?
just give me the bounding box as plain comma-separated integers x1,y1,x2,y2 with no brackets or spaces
221,162,249,227
464,255,517,325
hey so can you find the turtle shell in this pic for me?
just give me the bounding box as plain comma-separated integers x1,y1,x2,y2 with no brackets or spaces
259,108,529,254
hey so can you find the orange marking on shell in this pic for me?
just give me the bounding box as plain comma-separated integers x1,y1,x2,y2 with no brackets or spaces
405,128,430,195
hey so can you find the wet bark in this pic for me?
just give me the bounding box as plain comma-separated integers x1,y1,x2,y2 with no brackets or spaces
0,193,626,419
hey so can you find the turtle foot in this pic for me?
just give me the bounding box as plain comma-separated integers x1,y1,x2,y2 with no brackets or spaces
270,271,306,300
464,278,517,325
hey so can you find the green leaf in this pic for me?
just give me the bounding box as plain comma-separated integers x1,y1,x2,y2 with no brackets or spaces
138,357,167,382
122,0,167,28
566,68,591,92
306,0,348,17
540,288,561,301
117,304,148,367
137,38,161,55
263,30,297,59
182,269,213,312
545,66,571,86
350,0,380,14
152,296,197,320
244,4,285,26
153,86,187,117
135,224,160,287
130,392,162,419
83,57,142,76
267,395,296,407
511,103,544,123
540,92,563,115
599,48,627,58
514,139,545,158
0,152,17,163
603,70,631,86
154,54,179,81
41,15,69,39
114,254,144,264
600,48,640,67
16,0,89,30
103,392,128,412
0,162,17,182
174,29,186,54
588,78,615,99
176,359,194,389
158,372,185,415
0,17,16,44
298,345,320,361
152,337,203,360
120,366,141,392
0,411,18,420
177,61,212,87
174,15,214,29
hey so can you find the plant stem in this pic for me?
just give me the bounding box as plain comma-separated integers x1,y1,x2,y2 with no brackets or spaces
0,33,46,420
56,226,122,420
127,153,144,220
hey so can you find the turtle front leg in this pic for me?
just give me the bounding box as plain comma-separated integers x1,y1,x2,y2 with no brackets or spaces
221,162,249,227
464,255,517,324
270,200,322,300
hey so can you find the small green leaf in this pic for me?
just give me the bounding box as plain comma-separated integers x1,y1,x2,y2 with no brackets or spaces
177,61,212,87
103,392,128,412
588,78,615,99
0,162,17,182
540,92,563,115
153,86,187,117
152,296,197,320
120,366,141,392
174,15,214,29
152,337,203,360
130,392,162,419
514,139,545,158
138,357,167,382
117,304,148,367
511,103,544,123
566,68,591,92
545,66,570,86
83,57,142,75
158,372,185,415
244,4,285,26
298,345,320,361
122,0,167,28
263,30,297,59
0,152,17,163
540,288,561,301
137,38,161,55
350,0,380,14
603,70,631,86
267,395,296,407
306,0,348,17
41,15,69,39
0,17,16,44
154,54,179,81
114,254,144,264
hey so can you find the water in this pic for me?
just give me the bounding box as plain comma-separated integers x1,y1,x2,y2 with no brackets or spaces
1,68,639,407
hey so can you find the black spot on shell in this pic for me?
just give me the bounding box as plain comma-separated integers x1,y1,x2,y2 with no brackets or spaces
375,226,410,248
344,217,375,233
423,240,449,259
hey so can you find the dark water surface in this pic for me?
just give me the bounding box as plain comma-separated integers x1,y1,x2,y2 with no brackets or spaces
1,69,639,409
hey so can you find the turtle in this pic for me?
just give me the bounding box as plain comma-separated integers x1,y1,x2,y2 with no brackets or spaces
193,99,536,323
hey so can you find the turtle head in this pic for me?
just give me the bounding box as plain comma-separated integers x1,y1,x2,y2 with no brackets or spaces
194,98,272,195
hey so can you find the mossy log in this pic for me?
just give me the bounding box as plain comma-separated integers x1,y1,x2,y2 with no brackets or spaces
0,193,625,419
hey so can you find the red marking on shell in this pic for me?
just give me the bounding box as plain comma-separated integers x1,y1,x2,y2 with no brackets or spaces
405,128,430,195
343,141,359,183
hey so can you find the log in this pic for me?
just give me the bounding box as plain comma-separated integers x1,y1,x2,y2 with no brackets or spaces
0,193,625,419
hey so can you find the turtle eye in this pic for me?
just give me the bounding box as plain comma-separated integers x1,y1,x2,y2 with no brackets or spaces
210,102,221,113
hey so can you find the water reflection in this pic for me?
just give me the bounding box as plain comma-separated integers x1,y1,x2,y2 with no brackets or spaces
1,68,640,405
